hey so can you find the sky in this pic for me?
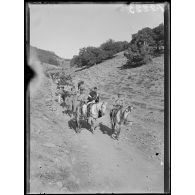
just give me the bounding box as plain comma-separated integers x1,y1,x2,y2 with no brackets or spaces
29,3,164,59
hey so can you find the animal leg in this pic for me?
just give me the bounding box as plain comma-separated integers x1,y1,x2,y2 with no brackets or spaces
112,124,120,140
111,121,115,131
77,120,81,133
75,112,81,133
116,126,121,140
75,120,79,133
111,125,117,140
58,95,61,103
90,119,94,134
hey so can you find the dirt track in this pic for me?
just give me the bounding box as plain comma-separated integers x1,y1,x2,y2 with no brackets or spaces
29,52,164,193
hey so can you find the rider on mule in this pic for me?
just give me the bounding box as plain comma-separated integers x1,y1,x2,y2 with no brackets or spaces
75,87,88,116
57,85,65,103
110,93,129,140
111,93,126,119
112,93,126,110
78,81,84,93
70,85,77,96
87,87,100,117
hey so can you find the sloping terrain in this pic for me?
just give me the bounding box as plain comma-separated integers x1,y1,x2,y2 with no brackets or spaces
29,51,164,193
30,45,70,67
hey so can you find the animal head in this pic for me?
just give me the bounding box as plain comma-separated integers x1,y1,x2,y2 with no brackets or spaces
100,102,107,115
123,105,133,119
82,104,87,115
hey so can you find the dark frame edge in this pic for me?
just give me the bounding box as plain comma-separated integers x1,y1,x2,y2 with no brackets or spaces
164,1,170,194
25,2,30,194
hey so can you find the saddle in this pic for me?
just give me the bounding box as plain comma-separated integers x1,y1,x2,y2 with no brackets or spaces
87,102,95,117
111,105,122,118
77,101,86,117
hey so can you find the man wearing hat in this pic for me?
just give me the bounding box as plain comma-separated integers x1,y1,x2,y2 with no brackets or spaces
76,86,87,105
78,81,84,93
112,93,126,110
87,87,99,104
58,85,65,103
86,87,100,117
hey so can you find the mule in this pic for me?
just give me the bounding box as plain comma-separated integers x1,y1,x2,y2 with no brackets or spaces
110,105,133,140
87,101,107,133
64,93,77,117
75,101,107,133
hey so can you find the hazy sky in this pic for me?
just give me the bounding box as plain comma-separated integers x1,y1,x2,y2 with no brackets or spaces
30,3,164,59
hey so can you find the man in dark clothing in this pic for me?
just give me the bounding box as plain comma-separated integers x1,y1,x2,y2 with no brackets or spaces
87,87,99,103
87,87,100,117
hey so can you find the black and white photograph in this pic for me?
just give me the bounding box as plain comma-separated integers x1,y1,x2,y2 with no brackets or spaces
26,2,170,193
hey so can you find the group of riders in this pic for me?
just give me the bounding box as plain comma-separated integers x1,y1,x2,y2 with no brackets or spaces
58,80,126,116
56,79,131,140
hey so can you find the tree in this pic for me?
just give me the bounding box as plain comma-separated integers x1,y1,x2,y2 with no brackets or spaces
124,45,151,66
131,27,155,51
100,39,115,51
124,25,163,67
152,23,164,52
70,39,130,67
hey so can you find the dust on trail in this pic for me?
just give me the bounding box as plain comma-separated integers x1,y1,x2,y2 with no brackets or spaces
29,52,164,193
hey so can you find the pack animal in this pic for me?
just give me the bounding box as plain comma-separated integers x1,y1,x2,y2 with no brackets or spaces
75,101,107,133
110,105,133,140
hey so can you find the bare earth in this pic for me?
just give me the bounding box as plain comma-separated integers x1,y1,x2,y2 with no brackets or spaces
29,52,164,193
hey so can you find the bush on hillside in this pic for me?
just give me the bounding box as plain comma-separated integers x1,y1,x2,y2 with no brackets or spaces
124,45,152,66
70,39,130,67
152,23,164,53
124,23,164,67
100,39,129,56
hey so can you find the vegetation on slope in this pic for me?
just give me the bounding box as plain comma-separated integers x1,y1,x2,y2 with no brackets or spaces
70,39,129,68
124,23,164,67
70,23,164,69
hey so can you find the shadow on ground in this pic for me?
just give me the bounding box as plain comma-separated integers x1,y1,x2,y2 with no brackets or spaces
118,61,145,70
68,118,91,133
99,123,113,137
118,64,144,70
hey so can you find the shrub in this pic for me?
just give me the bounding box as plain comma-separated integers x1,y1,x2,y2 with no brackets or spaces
124,23,164,67
124,45,152,66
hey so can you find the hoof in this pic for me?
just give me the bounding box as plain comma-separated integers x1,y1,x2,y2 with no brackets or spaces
111,134,117,140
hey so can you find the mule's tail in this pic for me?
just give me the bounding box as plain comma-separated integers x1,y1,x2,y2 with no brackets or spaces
110,109,114,124
110,109,113,119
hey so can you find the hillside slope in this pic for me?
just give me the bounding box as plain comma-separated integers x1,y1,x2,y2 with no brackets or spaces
70,51,164,162
30,45,70,67
29,51,164,193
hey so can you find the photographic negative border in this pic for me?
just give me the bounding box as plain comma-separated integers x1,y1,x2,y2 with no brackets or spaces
24,1,171,194
164,2,170,193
